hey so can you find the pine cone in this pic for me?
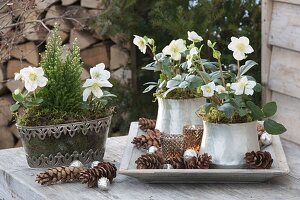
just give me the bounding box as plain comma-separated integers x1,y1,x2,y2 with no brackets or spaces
185,153,212,169
139,118,156,131
79,162,117,187
36,166,85,185
165,155,185,169
245,151,273,169
131,130,161,149
135,153,164,169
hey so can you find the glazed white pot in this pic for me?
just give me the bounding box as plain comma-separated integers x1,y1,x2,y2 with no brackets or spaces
155,97,206,134
200,120,260,168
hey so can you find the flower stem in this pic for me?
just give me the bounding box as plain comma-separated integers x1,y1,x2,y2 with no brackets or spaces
237,60,241,80
218,58,225,86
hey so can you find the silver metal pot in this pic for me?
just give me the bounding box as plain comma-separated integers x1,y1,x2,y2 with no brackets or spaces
17,116,112,168
155,97,205,134
200,121,260,168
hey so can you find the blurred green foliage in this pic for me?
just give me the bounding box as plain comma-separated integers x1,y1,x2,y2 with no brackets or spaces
91,0,261,134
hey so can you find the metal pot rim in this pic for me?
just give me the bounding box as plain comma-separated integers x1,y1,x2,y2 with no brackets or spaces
16,115,112,129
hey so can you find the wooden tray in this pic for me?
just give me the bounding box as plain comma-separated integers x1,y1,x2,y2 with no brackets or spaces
119,122,290,183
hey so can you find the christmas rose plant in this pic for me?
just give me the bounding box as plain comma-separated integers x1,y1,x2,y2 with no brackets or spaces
11,27,115,126
133,31,218,99
197,36,286,135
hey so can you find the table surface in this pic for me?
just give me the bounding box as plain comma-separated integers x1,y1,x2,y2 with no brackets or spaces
0,136,300,200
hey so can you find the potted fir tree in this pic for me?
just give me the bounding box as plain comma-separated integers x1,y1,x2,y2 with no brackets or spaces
196,37,286,168
11,27,115,168
133,31,216,134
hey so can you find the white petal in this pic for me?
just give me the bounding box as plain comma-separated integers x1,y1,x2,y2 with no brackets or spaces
25,81,37,92
244,88,254,95
176,39,187,52
35,67,44,76
14,73,22,80
171,52,181,61
239,36,250,45
91,87,103,98
233,51,246,61
187,60,192,68
240,76,248,82
231,37,239,43
83,88,92,101
101,70,111,80
100,80,113,88
246,80,256,88
37,77,48,87
95,63,105,70
244,45,254,54
230,83,239,90
234,88,244,95
190,47,198,56
83,79,95,88
207,82,216,90
162,45,171,55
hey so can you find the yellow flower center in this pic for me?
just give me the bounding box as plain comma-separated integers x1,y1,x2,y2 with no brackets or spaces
170,46,179,53
236,43,246,52
91,83,99,89
205,86,212,93
29,72,37,81
94,72,101,79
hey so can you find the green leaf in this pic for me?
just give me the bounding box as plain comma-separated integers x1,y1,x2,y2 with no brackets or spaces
253,83,262,92
12,92,23,102
10,104,20,112
142,62,157,71
218,103,235,118
264,119,287,135
198,71,211,83
240,60,257,76
246,101,264,120
262,102,277,117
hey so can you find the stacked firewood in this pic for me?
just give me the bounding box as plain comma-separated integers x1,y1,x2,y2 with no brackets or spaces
0,0,131,149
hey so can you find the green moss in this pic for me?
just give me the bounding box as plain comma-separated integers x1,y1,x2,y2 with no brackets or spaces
17,106,114,127
155,88,201,99
198,107,254,124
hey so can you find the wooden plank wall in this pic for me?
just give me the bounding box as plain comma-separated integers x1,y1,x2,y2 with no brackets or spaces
262,0,300,144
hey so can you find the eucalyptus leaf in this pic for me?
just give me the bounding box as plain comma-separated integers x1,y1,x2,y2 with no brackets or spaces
143,85,157,93
198,71,211,83
264,119,287,135
262,102,277,117
246,101,264,120
240,60,257,76
218,103,235,118
163,87,179,98
12,92,23,102
142,62,156,71
10,103,20,112
253,83,262,92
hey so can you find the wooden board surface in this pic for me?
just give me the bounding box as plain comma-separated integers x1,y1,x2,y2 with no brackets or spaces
0,133,300,199
119,123,289,183
272,92,300,143
269,47,300,99
269,2,300,52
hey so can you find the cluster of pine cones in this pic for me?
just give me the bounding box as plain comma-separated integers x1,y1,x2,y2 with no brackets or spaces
35,162,117,187
131,118,161,149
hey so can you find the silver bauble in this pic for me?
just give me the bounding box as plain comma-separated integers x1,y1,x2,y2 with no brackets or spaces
98,177,110,191
91,161,101,168
162,164,174,169
148,146,158,154
70,160,84,168
260,132,272,146
183,149,197,161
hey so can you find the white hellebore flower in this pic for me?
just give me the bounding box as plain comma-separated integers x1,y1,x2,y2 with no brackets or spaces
186,47,198,68
133,35,147,54
187,31,203,42
162,39,187,61
228,36,254,61
90,63,110,81
215,85,226,94
201,82,216,97
82,79,113,101
230,76,256,95
16,66,48,92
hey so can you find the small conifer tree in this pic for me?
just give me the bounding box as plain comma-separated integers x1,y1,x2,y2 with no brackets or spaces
39,26,83,113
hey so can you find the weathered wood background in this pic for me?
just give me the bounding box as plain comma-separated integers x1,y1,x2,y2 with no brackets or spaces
262,0,300,144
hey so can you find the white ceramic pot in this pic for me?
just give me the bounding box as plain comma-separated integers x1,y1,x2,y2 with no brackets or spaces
200,121,260,168
155,97,206,134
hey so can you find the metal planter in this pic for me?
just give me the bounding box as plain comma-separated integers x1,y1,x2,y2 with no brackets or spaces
200,121,260,168
17,116,112,168
155,97,206,134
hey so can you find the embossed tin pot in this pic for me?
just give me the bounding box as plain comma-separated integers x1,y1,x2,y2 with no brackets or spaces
155,97,206,134
200,121,260,168
17,116,112,168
